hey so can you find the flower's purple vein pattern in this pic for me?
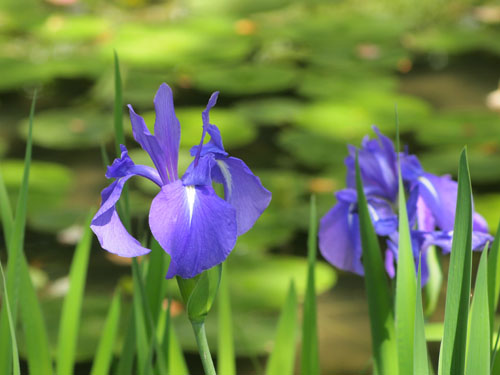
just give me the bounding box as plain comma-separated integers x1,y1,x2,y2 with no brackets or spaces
319,126,492,284
91,83,272,279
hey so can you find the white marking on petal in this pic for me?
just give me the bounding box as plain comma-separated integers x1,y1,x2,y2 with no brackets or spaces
368,204,380,222
418,176,439,202
185,185,196,226
216,160,233,199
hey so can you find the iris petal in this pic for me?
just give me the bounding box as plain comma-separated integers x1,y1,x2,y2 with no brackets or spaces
153,83,181,181
210,156,272,236
128,104,170,184
149,180,237,279
91,176,151,257
106,145,162,186
318,200,364,275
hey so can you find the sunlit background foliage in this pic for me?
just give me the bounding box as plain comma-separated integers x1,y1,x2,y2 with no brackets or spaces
1,0,500,373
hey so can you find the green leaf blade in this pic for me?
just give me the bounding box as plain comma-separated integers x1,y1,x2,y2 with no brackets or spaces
91,289,122,375
217,264,236,375
56,212,94,375
439,148,473,375
301,195,319,375
488,222,500,352
355,153,398,375
414,258,430,375
0,91,37,375
0,261,20,375
265,281,298,375
395,171,417,375
465,249,490,374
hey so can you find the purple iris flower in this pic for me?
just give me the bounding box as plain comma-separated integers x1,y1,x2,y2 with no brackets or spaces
319,126,491,283
91,84,271,279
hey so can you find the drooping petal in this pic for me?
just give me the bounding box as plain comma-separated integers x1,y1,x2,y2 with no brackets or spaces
211,156,272,236
367,196,398,236
149,180,237,279
318,198,364,275
433,230,493,254
473,212,489,233
416,196,436,232
91,176,151,257
153,83,180,181
128,104,170,184
106,144,163,186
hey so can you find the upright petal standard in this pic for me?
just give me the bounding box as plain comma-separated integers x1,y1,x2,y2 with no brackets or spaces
91,83,271,279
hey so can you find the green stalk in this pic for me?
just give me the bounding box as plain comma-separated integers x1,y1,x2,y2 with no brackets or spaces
191,321,216,375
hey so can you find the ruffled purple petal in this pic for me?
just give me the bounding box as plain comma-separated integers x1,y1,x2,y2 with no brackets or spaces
182,153,215,186
318,198,364,275
128,104,170,184
211,156,272,236
91,176,150,257
153,83,180,181
149,180,237,279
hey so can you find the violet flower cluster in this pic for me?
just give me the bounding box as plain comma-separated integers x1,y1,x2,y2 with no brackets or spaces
319,127,492,284
91,84,271,279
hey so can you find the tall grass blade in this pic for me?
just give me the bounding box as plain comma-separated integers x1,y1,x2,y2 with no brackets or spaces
0,261,20,375
395,170,417,374
488,222,500,352
19,257,53,375
0,91,37,374
157,301,188,375
217,264,236,375
132,260,153,375
414,257,430,375
115,316,136,375
355,153,398,375
465,248,490,374
113,50,125,153
438,148,473,375
91,289,121,375
301,195,319,375
0,136,52,375
56,211,94,375
0,170,13,244
265,281,298,375
145,240,168,326
132,259,167,375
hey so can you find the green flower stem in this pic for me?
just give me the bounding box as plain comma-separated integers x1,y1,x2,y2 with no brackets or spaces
191,321,216,375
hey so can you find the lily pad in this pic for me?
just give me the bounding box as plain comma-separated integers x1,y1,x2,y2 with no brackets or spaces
19,109,113,149
416,110,500,147
111,21,253,69
235,98,304,126
0,160,75,230
192,64,298,95
278,129,349,169
419,146,500,183
37,15,110,43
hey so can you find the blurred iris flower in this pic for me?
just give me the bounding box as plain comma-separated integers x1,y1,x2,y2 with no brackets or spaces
91,84,271,279
319,127,491,283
